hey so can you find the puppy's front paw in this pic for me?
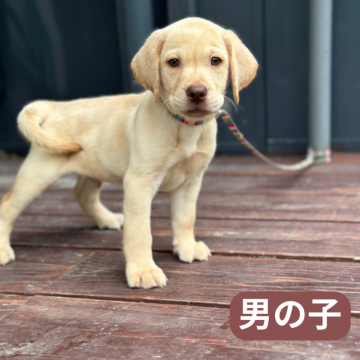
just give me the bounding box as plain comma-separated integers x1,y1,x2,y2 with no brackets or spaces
98,213,124,230
174,241,211,263
126,261,167,289
0,245,15,265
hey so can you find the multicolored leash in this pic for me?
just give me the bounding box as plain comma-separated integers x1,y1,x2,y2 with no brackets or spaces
217,109,331,171
169,108,331,170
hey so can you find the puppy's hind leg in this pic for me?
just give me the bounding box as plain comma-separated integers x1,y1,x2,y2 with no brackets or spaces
0,148,67,265
74,175,124,230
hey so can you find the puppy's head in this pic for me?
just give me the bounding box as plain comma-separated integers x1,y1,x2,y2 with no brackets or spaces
131,18,258,120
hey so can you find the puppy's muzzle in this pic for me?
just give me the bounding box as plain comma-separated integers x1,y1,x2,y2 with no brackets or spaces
186,86,208,104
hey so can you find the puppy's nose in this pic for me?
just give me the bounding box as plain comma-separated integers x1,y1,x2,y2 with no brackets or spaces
186,86,208,104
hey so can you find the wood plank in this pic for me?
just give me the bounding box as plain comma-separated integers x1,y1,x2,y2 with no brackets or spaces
10,219,360,260
0,159,23,173
0,173,117,191
0,295,358,359
14,214,97,230
2,176,360,196
3,177,360,195
209,152,360,171
200,174,360,193
13,191,360,222
2,153,360,176
0,247,93,294
208,153,360,175
0,294,30,322
43,251,360,313
2,155,360,196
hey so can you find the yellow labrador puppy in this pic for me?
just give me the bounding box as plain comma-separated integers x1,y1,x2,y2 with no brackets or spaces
0,18,257,288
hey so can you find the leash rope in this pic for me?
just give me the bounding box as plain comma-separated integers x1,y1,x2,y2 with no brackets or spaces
169,108,332,170
217,109,331,171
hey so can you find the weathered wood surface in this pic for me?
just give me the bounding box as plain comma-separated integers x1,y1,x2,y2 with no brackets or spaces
8,191,360,222
39,251,360,313
0,294,30,322
1,154,360,359
2,153,360,196
0,247,92,294
208,153,360,173
1,248,358,313
200,175,360,194
2,174,360,194
1,152,360,175
0,296,358,360
10,219,360,260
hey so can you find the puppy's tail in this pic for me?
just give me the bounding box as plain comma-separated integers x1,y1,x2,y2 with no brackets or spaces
18,101,82,154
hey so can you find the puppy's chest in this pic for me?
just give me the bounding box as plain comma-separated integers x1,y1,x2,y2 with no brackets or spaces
160,151,210,192
174,126,203,157
159,130,213,191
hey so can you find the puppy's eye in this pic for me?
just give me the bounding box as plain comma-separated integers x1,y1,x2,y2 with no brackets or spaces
168,59,179,67
211,57,221,66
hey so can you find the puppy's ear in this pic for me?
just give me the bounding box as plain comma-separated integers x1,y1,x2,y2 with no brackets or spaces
131,30,165,102
224,30,258,104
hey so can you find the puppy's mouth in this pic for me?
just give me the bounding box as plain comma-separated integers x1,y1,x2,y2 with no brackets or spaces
168,95,221,119
181,104,217,118
183,109,212,117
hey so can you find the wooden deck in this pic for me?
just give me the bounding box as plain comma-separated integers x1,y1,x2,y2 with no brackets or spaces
0,153,360,359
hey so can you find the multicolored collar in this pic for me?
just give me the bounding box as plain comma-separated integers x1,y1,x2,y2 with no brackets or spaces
169,112,215,126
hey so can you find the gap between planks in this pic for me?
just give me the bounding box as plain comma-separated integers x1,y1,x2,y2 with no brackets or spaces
1,291,359,319
14,211,360,224
9,245,360,264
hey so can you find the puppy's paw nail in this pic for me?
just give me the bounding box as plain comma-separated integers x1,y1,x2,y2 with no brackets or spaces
175,241,211,263
126,263,167,289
